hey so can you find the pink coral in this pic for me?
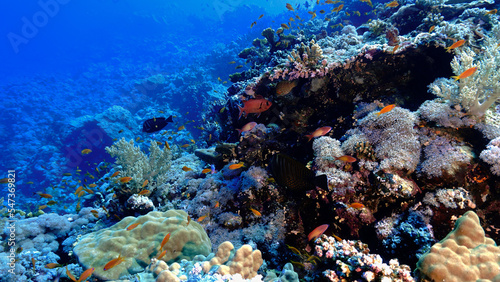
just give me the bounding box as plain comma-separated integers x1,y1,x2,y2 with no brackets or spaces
315,235,415,281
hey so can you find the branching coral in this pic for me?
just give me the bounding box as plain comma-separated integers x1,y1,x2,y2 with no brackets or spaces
272,39,331,80
105,138,172,192
315,235,414,281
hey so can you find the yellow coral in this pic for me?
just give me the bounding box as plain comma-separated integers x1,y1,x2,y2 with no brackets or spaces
203,241,263,279
417,211,500,281
74,210,211,280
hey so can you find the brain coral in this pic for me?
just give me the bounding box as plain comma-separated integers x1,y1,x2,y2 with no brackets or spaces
416,211,500,282
73,209,211,280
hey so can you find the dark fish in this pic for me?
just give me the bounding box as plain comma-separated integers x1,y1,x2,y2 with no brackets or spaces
269,153,328,192
142,116,173,133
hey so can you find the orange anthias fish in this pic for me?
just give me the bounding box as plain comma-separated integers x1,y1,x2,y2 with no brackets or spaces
348,202,365,209
74,186,83,195
77,267,95,282
305,126,332,142
360,0,373,7
236,121,257,136
385,0,398,7
197,214,209,222
308,224,329,241
286,3,294,11
182,166,192,172
104,255,124,271
36,192,53,198
111,171,120,178
229,162,245,170
238,96,272,119
332,4,344,12
137,189,150,196
336,155,357,163
45,263,61,269
452,66,478,81
377,104,396,116
142,179,149,188
485,9,497,15
446,39,465,51
119,177,132,183
156,249,167,260
250,208,262,217
160,233,171,250
127,222,140,231
66,266,77,282
391,44,399,54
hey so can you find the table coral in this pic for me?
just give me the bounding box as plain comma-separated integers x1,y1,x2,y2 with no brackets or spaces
416,210,500,281
73,209,211,280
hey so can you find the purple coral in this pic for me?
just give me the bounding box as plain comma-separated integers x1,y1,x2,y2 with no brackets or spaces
479,136,500,176
419,136,473,178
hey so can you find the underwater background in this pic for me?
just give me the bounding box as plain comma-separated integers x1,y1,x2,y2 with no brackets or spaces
1,0,500,281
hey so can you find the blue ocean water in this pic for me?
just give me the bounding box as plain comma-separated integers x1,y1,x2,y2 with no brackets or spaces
0,0,374,208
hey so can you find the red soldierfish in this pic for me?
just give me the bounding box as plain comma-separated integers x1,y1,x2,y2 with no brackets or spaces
236,122,257,136
305,126,332,142
238,96,272,119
